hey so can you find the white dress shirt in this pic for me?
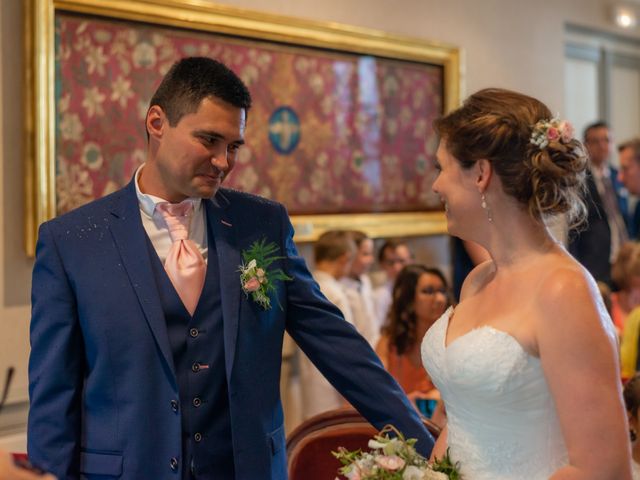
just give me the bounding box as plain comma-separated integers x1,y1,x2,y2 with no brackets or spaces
134,165,208,263
299,270,354,420
341,275,380,347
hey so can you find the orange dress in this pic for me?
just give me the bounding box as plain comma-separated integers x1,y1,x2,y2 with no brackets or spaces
375,335,435,394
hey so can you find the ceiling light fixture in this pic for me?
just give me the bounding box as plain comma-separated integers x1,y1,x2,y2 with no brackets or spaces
612,4,638,29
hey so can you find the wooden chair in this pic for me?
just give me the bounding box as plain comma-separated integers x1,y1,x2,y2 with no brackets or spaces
286,407,440,480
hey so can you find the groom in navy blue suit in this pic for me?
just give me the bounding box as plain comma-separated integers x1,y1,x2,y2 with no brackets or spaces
27,57,433,479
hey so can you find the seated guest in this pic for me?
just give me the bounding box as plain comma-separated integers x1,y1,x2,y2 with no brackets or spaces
341,230,379,347
375,265,449,396
624,374,640,479
299,230,355,420
611,242,640,331
372,240,413,331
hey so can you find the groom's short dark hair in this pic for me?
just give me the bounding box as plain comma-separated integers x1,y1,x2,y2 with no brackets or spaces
149,56,252,127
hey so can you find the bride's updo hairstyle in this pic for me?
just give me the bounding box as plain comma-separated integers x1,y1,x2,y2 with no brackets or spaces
433,88,588,227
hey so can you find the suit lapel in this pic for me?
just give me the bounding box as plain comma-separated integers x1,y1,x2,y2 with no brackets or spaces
205,193,241,379
107,180,177,384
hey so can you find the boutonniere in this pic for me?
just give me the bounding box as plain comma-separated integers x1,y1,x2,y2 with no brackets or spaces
239,238,292,310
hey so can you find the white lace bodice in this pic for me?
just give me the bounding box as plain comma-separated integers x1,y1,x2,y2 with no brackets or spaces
422,307,568,480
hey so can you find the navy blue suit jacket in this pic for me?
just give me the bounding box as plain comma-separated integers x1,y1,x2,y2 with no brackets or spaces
569,168,628,286
28,180,433,479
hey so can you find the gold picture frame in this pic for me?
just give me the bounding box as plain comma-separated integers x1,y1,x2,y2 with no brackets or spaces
25,0,460,254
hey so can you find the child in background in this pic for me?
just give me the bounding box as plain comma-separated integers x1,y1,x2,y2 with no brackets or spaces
623,374,640,479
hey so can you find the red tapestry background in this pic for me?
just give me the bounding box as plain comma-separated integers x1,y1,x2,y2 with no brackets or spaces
55,13,443,215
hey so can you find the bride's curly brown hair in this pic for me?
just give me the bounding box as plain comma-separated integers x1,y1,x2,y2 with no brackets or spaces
382,265,449,356
434,88,588,229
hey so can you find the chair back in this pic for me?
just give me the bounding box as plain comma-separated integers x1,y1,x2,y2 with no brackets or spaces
286,407,440,480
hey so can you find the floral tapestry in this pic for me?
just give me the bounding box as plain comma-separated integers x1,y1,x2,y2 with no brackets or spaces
55,13,443,215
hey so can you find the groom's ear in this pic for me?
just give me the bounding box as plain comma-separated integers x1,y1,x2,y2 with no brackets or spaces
146,105,167,141
475,159,492,193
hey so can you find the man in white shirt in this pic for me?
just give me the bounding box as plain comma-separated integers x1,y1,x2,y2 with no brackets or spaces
300,231,355,419
341,231,379,347
372,240,413,330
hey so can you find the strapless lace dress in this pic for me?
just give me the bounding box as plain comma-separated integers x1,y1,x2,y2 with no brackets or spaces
421,307,568,479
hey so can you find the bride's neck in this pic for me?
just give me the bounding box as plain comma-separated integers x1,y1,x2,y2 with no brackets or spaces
483,216,558,270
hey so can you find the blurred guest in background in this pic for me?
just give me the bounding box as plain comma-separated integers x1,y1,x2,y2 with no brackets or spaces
611,242,640,331
618,138,640,239
617,243,640,380
372,240,413,331
376,265,449,396
569,121,628,286
341,231,379,347
624,374,640,479
299,230,355,419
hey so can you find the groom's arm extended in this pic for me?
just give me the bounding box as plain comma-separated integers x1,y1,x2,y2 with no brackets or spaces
277,207,434,456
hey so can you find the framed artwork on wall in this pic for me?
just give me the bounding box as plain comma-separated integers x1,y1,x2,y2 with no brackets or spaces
25,0,460,254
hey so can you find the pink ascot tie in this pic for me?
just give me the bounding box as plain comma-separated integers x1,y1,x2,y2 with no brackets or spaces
156,201,206,316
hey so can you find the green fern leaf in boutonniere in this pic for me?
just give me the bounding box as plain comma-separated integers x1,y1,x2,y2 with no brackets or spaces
239,238,292,310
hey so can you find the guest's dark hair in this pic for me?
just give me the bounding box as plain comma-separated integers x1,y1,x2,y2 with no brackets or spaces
382,265,448,355
583,120,609,142
149,56,252,127
624,374,640,419
434,88,587,228
377,239,409,263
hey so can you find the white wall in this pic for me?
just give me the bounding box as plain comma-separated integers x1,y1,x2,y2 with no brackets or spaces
1,0,639,447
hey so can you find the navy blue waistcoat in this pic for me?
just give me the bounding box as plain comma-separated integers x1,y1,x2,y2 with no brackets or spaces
147,221,234,479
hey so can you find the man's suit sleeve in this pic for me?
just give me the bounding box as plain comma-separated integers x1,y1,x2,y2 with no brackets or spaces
28,221,84,479
277,206,434,456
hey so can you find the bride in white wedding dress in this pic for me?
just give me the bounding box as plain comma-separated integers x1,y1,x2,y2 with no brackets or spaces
421,88,631,479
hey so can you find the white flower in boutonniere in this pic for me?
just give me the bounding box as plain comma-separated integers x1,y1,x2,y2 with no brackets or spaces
239,238,292,310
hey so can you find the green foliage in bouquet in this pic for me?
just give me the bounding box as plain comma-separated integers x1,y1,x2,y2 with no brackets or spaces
332,425,461,479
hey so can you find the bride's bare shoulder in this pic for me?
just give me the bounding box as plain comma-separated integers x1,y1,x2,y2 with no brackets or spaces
537,254,597,298
535,254,616,339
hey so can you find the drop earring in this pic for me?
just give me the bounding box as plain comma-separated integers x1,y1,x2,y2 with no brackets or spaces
481,193,493,223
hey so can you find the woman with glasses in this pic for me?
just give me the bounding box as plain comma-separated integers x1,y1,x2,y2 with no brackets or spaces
375,265,449,400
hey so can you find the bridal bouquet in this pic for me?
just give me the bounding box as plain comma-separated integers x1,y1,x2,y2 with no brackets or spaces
333,425,461,480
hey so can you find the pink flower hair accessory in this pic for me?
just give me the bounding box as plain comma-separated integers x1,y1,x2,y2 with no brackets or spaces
530,117,575,149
